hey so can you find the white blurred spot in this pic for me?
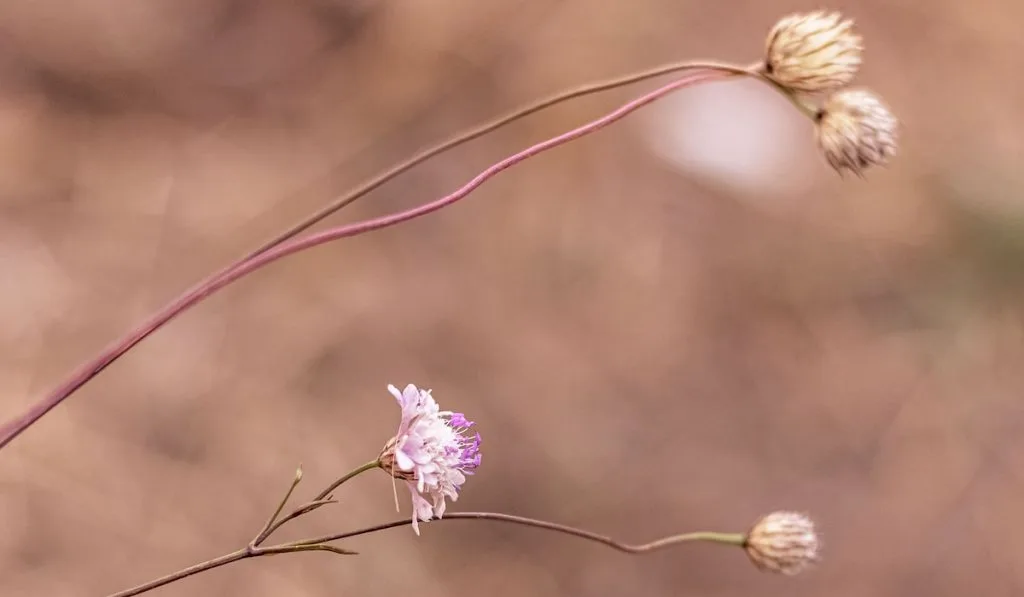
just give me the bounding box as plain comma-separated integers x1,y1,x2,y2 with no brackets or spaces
642,78,817,203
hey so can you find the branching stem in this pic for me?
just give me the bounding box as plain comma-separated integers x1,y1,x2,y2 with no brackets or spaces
107,511,745,597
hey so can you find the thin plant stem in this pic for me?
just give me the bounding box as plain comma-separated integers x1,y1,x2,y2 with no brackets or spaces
242,60,757,258
17,61,746,445
249,466,305,547
287,511,747,553
0,59,820,450
256,460,380,545
106,548,248,597
105,511,746,597
110,462,378,596
313,459,381,502
105,543,356,597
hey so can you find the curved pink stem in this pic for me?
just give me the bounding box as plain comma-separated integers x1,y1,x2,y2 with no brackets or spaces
0,69,728,449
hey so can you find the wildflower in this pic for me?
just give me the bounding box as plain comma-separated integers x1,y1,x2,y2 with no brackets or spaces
765,11,863,94
816,88,898,176
378,383,481,534
744,511,820,575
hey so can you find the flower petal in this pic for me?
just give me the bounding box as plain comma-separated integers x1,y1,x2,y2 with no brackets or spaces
395,449,416,472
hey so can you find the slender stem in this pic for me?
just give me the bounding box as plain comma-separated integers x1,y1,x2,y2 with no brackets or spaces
107,511,745,596
260,543,358,556
242,60,756,258
0,66,744,450
111,462,378,595
256,460,380,545
105,542,358,597
0,66,737,448
250,466,304,547
1,55,833,450
314,460,381,502
106,548,248,597
287,511,747,554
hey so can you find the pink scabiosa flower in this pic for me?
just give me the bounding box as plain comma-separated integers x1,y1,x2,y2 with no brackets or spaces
377,383,481,534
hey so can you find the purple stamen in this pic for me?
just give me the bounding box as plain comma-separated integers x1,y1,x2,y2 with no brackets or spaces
458,433,482,471
449,413,474,428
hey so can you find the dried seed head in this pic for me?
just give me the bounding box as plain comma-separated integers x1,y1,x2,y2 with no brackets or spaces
377,436,416,482
765,11,863,94
816,88,898,176
744,511,820,575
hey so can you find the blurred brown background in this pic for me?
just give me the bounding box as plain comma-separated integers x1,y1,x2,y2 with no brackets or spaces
1,0,1023,595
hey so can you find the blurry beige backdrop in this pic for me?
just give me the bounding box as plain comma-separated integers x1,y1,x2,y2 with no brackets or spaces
1,1,1022,596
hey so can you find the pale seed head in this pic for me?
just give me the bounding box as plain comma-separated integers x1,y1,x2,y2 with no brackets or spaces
816,88,898,176
765,11,863,94
744,511,820,575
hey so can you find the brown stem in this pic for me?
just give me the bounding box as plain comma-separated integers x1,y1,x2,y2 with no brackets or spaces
255,460,380,546
106,542,357,597
107,512,745,597
106,549,248,597
288,511,746,554
0,65,752,450
250,466,304,547
241,60,754,257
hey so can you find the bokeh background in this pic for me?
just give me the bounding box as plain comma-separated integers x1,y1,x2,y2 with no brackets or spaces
1,1,1022,595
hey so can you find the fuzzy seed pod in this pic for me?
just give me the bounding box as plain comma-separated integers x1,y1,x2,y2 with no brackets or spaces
816,88,898,176
744,511,820,575
765,11,863,94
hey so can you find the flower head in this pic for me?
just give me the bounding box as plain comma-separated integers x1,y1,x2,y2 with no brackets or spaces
816,88,898,176
378,383,481,534
744,511,820,575
765,11,863,94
